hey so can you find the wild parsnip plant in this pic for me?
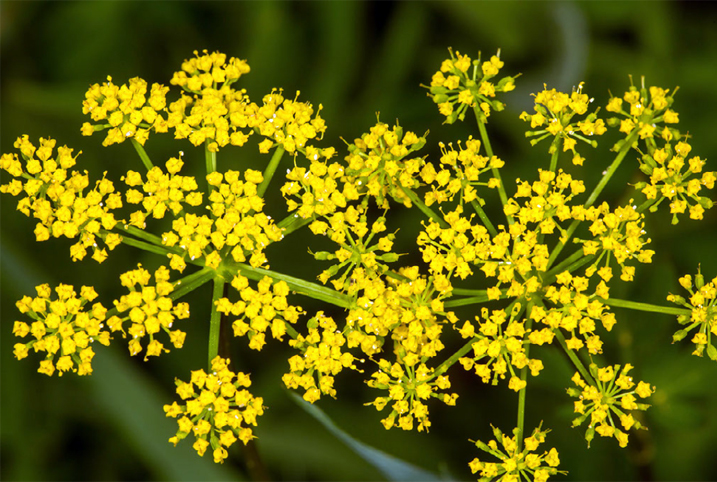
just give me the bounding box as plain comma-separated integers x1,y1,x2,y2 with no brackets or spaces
3,48,716,479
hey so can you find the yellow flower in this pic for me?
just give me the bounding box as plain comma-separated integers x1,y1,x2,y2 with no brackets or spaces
164,356,263,463
0,137,123,262
113,264,189,360
567,363,653,447
12,283,111,376
82,76,169,146
469,424,564,481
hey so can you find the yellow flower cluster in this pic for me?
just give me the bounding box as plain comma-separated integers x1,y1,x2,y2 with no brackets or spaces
606,84,679,142
536,272,614,354
123,155,203,225
216,274,303,351
0,136,123,263
164,356,264,463
81,76,169,146
171,50,250,92
605,82,716,221
469,425,563,482
162,169,282,270
420,138,503,206
168,50,252,152
252,89,327,155
342,266,456,360
422,211,546,301
366,358,457,432
12,283,110,376
281,151,346,219
503,169,586,232
418,205,485,281
284,312,358,402
109,264,189,360
167,87,250,153
428,49,516,123
343,120,426,208
458,306,544,391
577,202,654,276
520,83,607,165
669,270,717,359
311,213,398,292
567,363,654,448
635,141,716,222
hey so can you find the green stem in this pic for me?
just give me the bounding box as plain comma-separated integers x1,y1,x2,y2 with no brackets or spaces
130,139,154,171
117,234,178,258
516,303,535,451
276,213,315,237
600,297,690,316
546,129,640,270
399,185,448,228
170,267,216,301
114,223,167,247
434,337,477,376
257,146,285,198
227,263,352,309
444,294,491,308
544,248,591,280
470,199,497,237
450,288,486,296
473,106,513,226
205,144,217,176
554,329,594,385
208,276,225,368
636,197,660,215
548,143,560,173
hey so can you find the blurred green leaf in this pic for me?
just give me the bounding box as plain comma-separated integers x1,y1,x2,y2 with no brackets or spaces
289,391,443,481
89,349,243,481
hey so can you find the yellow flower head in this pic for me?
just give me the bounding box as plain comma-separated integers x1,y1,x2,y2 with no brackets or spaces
469,424,564,482
164,356,264,463
567,363,653,448
112,264,189,360
82,76,169,146
12,283,111,376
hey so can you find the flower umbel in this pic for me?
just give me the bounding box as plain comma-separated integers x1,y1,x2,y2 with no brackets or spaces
468,424,563,482
13,283,110,376
164,356,264,463
567,363,654,448
669,269,717,359
110,264,189,360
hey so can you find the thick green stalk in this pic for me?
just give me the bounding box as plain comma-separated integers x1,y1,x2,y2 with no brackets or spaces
257,146,285,198
205,144,217,176
548,143,561,173
554,329,594,385
444,294,491,308
516,303,535,452
434,337,478,376
208,276,225,368
230,263,352,309
117,234,177,258
544,248,592,280
400,185,448,228
170,267,216,301
470,199,497,237
114,223,167,247
277,214,315,237
130,138,154,171
451,288,487,296
473,106,513,226
600,297,690,316
546,129,640,270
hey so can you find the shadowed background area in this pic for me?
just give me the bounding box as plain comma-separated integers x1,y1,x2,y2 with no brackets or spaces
2,2,717,480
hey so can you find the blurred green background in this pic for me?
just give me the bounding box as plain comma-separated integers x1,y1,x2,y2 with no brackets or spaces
2,1,717,480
